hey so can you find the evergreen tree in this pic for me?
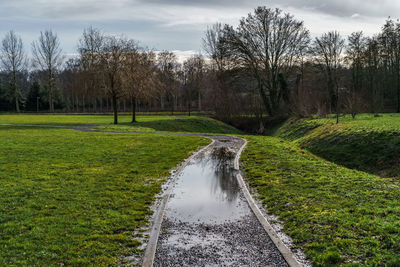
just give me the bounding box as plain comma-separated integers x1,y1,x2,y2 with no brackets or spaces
25,82,42,112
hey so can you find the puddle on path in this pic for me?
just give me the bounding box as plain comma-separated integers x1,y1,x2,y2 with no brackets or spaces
154,138,288,266
165,153,250,224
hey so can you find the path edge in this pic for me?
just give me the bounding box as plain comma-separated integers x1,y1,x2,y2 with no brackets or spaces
234,138,302,267
142,138,215,267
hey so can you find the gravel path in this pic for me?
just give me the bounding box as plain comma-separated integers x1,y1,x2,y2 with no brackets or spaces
153,136,288,266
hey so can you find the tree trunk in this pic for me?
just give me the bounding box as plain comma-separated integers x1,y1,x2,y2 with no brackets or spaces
198,92,201,112
336,81,340,124
188,88,191,116
258,83,272,115
106,97,109,112
48,70,54,113
397,65,400,113
131,96,137,123
112,95,118,124
15,96,20,112
111,76,118,124
171,94,175,115
12,71,20,113
161,94,165,111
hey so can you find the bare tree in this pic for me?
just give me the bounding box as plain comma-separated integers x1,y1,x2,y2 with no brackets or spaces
183,55,205,115
312,31,345,123
223,7,310,115
78,27,104,112
0,31,26,112
379,19,400,113
203,23,230,72
32,30,64,112
98,36,135,124
157,50,178,112
346,31,367,118
123,49,156,122
203,23,234,114
364,37,381,113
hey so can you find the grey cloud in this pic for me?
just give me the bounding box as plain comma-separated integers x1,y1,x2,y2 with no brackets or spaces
139,0,400,18
274,0,400,18
0,0,398,55
140,0,259,7
2,0,400,20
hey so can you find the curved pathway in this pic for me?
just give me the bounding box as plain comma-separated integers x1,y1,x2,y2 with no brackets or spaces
151,135,287,266
1,124,301,266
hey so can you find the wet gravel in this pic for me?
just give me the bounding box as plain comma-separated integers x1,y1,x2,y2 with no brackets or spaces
154,208,288,266
153,137,288,267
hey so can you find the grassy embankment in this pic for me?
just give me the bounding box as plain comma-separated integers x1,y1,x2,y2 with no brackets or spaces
0,115,217,265
242,114,400,266
276,113,400,177
0,114,241,134
92,116,241,134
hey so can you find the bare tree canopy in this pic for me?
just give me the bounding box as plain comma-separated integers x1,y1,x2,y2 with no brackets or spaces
203,23,229,72
78,26,104,68
157,50,179,112
77,27,104,110
0,31,26,112
98,35,137,124
312,31,345,118
223,7,310,115
345,31,368,118
123,50,156,122
32,30,64,112
183,54,205,115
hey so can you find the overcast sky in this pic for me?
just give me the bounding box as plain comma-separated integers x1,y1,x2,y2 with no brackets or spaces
0,0,397,60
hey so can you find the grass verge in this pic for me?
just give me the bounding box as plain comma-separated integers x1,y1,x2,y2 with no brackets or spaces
275,114,400,177
241,135,400,266
0,126,208,265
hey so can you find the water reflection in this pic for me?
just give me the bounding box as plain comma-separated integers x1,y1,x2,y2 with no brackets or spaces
211,160,240,203
165,151,249,224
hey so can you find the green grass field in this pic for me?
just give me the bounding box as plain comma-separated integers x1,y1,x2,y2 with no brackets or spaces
0,114,176,126
242,135,400,266
275,114,400,177
3,113,400,266
0,125,208,265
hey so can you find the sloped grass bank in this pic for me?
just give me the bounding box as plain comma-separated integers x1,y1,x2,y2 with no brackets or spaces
276,114,400,177
94,116,241,134
242,136,400,266
0,114,241,135
0,126,208,265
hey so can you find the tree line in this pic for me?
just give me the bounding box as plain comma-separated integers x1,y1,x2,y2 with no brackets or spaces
2,7,400,126
203,7,400,126
0,27,209,124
